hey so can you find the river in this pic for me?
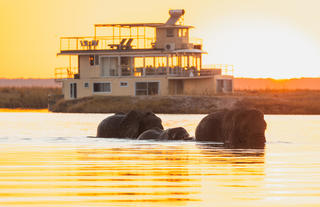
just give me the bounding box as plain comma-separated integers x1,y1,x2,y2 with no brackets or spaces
0,111,319,206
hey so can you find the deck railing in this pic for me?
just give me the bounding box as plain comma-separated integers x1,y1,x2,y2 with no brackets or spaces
54,67,78,81
202,64,234,76
60,36,155,51
54,66,226,81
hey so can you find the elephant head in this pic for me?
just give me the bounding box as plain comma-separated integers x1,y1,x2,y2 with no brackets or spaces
223,108,267,148
160,127,192,140
138,112,163,136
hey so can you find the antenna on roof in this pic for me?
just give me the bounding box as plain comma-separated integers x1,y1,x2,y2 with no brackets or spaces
165,9,185,25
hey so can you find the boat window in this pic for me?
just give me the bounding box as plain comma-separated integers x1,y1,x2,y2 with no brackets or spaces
135,82,159,96
93,82,111,93
95,55,99,65
120,82,128,87
178,29,188,37
167,29,174,37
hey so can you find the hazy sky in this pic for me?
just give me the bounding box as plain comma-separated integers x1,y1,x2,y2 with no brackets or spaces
1,0,320,78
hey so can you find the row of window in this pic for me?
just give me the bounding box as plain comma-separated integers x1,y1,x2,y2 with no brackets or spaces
166,28,188,38
70,81,159,97
83,81,128,91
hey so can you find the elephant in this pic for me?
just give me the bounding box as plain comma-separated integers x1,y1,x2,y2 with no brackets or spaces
195,108,267,148
97,110,163,138
137,127,193,140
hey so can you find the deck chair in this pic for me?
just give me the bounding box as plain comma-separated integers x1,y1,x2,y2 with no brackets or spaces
124,38,133,50
109,38,127,49
80,40,89,47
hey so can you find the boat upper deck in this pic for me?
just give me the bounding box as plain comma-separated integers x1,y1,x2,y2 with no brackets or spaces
58,9,203,54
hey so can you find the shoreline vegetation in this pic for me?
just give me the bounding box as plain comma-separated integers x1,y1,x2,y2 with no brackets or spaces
0,87,60,109
1,87,320,114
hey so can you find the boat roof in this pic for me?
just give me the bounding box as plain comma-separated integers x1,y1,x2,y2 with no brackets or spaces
94,23,193,29
58,48,205,56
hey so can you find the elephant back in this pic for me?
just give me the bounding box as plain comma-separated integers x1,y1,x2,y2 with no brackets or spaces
195,110,226,142
137,128,162,140
97,114,124,138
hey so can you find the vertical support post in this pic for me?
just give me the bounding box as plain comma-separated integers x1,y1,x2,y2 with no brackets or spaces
144,27,146,48
187,55,190,68
130,57,134,76
69,55,72,78
132,57,135,76
196,55,198,71
143,56,146,76
166,55,169,75
171,54,174,67
118,56,121,76
113,26,115,44
78,55,80,76
137,27,139,48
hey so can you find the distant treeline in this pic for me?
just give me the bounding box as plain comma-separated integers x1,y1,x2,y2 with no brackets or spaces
0,87,61,109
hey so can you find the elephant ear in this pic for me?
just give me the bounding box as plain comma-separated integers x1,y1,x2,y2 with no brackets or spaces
120,110,143,138
138,112,163,135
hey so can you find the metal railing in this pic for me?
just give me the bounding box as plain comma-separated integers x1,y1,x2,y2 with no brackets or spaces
202,64,234,76
134,67,221,77
54,66,225,81
54,67,78,81
60,36,155,51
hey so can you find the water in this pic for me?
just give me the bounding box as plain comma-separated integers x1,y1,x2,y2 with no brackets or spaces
0,111,320,206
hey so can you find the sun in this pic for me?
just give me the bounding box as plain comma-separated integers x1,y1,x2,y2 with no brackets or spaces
200,17,320,79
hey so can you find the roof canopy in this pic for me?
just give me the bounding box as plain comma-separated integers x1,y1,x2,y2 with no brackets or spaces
94,23,193,29
94,9,193,29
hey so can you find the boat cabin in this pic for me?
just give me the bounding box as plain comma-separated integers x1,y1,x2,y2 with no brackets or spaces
55,9,233,99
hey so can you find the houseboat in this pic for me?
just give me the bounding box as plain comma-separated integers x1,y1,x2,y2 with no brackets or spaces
55,9,233,100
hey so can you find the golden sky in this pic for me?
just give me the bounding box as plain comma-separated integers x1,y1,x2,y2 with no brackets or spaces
1,0,320,79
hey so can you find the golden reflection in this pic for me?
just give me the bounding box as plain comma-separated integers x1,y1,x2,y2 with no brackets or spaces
71,146,202,205
0,142,268,206
1,114,320,206
195,144,266,203
0,108,48,113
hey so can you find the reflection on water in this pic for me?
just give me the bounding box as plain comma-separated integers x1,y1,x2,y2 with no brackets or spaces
0,112,319,206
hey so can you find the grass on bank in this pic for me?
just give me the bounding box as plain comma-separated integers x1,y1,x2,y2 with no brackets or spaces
52,89,320,114
1,87,320,114
0,87,61,109
234,89,320,114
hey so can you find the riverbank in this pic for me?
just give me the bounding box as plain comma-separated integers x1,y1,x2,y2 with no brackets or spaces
0,87,61,109
1,87,319,114
51,90,320,114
